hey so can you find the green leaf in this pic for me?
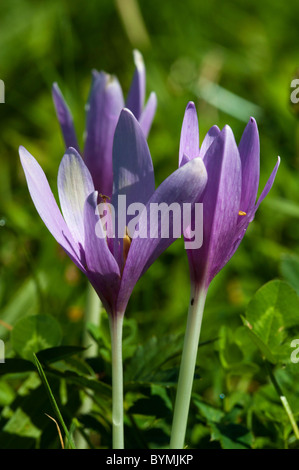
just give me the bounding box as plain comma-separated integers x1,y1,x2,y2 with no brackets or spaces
0,358,36,376
280,254,299,295
193,399,225,423
36,346,86,365
210,422,253,449
11,315,63,361
3,407,41,439
34,354,76,449
241,316,278,364
246,280,299,331
243,280,299,363
124,334,184,385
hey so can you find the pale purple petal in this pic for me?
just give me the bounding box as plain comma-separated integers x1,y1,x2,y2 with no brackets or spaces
254,156,280,216
200,125,221,160
223,156,280,262
238,117,260,213
187,126,242,287
57,148,94,247
180,153,191,167
117,157,207,313
84,71,124,196
139,91,157,138
112,108,155,209
52,83,80,151
125,50,145,120
19,146,84,270
84,192,121,315
179,102,200,166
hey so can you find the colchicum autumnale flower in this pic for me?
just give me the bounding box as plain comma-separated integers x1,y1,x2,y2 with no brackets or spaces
19,108,208,448
52,49,157,198
179,102,280,290
170,101,280,449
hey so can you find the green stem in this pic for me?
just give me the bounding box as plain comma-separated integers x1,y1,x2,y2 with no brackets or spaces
265,361,299,440
109,314,124,449
170,285,207,449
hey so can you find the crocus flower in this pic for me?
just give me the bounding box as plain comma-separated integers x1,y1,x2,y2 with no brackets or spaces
52,49,157,198
19,108,208,448
179,101,280,290
170,102,280,449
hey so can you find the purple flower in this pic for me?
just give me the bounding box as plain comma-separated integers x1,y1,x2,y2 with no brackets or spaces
179,102,280,290
52,50,157,198
19,109,208,317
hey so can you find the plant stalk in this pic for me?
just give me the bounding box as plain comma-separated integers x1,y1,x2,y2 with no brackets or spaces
109,314,124,449
170,285,207,449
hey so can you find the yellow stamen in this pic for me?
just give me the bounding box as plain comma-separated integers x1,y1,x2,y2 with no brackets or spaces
123,227,132,262
238,210,247,216
99,193,110,203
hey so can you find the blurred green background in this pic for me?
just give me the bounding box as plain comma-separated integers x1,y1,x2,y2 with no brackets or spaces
1,0,299,449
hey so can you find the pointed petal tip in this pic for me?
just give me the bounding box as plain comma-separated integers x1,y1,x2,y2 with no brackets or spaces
186,101,196,110
51,82,63,100
19,145,32,164
133,49,144,68
65,146,82,157
120,107,137,122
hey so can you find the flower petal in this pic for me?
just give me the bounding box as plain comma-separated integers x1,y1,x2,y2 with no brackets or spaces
188,126,242,287
179,102,200,166
57,148,95,248
116,157,208,313
238,117,260,213
19,146,84,270
52,83,80,151
84,192,121,315
84,71,124,196
254,156,280,215
112,108,155,209
139,91,157,138
223,156,281,264
200,125,221,159
125,50,145,120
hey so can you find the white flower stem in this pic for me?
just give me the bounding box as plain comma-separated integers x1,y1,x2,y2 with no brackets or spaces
109,314,124,449
170,285,207,449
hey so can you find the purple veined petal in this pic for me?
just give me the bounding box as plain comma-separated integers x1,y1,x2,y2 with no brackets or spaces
112,108,155,271
238,117,260,213
253,156,280,218
84,191,121,316
19,146,84,271
188,126,242,287
223,157,280,270
180,153,191,167
84,71,124,197
139,91,157,138
200,125,221,160
57,147,95,248
52,83,80,151
125,50,146,120
116,157,208,314
112,108,155,208
179,102,200,167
